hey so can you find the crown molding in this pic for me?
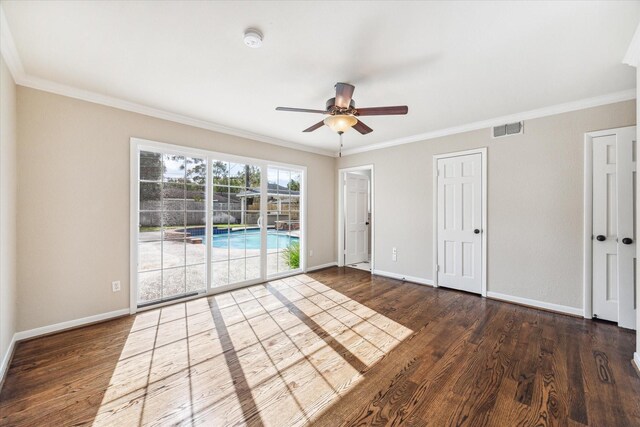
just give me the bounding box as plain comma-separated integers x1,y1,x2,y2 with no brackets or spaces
17,74,336,157
9,73,636,162
340,89,637,157
623,22,640,67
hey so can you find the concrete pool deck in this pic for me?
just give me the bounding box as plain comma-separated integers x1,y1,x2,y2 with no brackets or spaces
137,231,298,303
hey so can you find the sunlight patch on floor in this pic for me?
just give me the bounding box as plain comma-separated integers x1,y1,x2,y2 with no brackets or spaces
92,274,412,426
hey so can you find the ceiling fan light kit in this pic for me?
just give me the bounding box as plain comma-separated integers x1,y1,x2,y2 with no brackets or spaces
324,115,358,133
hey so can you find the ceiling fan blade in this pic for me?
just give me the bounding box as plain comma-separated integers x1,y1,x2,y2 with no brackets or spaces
355,106,408,116
276,107,327,114
303,120,325,132
353,120,373,135
335,83,355,108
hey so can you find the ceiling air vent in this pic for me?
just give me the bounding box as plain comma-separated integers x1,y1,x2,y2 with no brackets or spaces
492,121,523,138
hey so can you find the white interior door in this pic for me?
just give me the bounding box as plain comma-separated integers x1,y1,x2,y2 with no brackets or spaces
592,126,636,329
437,153,483,294
345,172,369,265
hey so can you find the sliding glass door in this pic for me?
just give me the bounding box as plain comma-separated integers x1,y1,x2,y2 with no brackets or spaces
267,166,302,277
137,151,208,306
133,139,305,309
211,160,263,288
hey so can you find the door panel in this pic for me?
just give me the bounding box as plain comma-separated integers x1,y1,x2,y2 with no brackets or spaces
462,241,474,277
437,153,482,294
345,173,369,265
136,151,208,307
593,135,618,321
210,160,263,288
616,129,636,329
266,166,303,277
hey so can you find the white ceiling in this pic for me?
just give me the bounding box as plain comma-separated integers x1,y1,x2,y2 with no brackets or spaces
2,1,639,156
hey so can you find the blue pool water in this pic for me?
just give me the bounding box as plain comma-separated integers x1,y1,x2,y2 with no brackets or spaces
212,230,297,250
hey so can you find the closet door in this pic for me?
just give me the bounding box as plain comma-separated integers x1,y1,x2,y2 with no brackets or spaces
592,126,636,329
436,153,483,295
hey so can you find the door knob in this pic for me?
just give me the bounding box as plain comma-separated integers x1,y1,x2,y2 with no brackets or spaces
596,235,606,241
474,229,480,234
366,222,370,225
622,237,633,245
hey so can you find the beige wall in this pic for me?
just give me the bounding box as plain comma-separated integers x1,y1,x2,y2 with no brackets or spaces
338,100,636,310
0,55,18,370
16,87,335,331
10,84,638,335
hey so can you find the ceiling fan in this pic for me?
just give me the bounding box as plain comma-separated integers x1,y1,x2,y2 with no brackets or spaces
275,82,408,135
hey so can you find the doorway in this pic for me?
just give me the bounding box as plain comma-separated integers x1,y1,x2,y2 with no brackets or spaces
584,126,636,329
433,148,487,296
338,165,374,272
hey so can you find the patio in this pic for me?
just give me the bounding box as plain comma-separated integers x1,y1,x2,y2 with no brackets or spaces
138,228,299,304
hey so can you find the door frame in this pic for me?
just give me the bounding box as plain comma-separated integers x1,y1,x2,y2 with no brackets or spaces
582,126,636,320
337,164,375,270
129,137,307,314
432,147,488,296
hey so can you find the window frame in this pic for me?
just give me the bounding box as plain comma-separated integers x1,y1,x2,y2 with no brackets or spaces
130,137,307,314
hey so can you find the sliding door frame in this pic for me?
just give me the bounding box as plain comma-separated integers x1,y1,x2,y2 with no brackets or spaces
130,137,307,314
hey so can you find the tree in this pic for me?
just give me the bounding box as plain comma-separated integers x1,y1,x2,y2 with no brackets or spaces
228,164,260,188
185,157,206,185
288,179,300,191
212,161,228,185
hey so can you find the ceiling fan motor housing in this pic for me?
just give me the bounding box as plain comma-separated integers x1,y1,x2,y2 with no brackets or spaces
326,97,355,112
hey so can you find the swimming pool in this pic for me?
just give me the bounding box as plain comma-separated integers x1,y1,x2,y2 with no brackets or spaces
212,229,297,250
173,227,298,250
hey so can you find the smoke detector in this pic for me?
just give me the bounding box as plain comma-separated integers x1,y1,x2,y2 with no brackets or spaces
243,29,263,48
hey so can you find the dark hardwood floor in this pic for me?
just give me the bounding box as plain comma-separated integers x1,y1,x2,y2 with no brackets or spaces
0,267,638,426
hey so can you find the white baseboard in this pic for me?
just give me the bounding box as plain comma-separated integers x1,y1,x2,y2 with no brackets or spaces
14,308,130,341
0,334,17,386
634,352,640,373
372,269,435,287
486,291,583,317
306,262,338,272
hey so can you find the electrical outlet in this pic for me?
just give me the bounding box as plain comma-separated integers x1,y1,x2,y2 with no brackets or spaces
392,247,397,262
309,249,313,257
112,280,121,292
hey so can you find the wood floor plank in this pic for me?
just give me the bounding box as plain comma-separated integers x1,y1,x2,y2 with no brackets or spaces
1,267,638,426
